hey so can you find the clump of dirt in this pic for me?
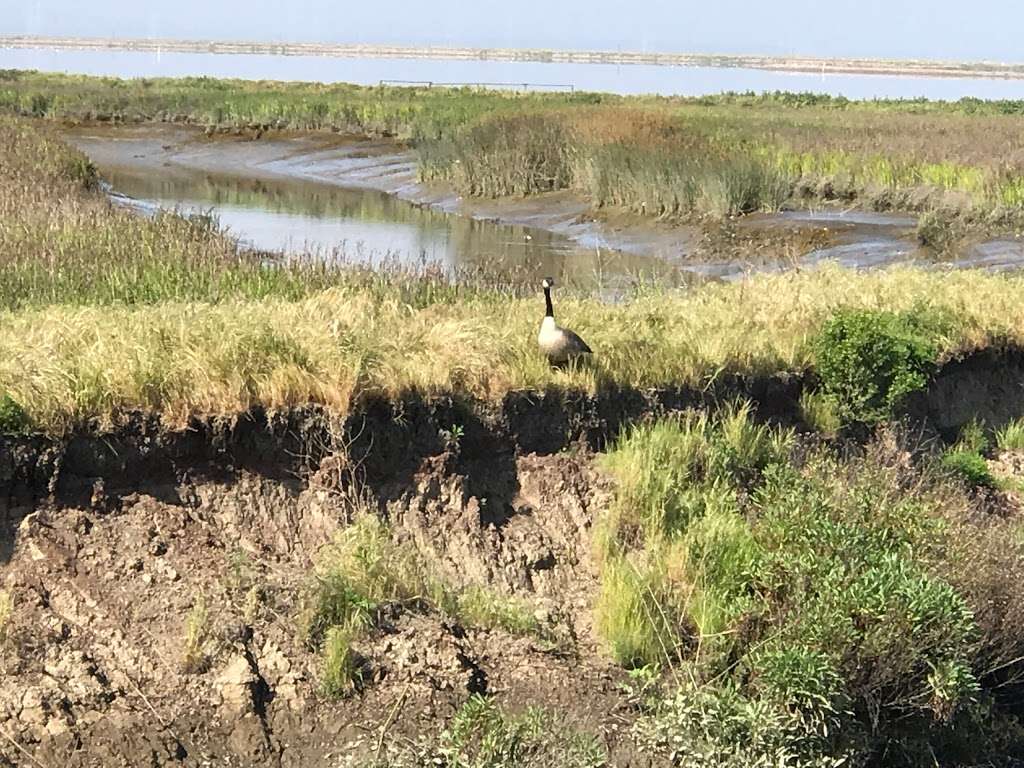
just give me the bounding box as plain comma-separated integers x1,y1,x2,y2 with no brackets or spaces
694,218,835,264
0,414,642,767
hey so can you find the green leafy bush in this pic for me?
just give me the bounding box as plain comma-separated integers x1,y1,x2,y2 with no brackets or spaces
812,308,948,424
600,415,996,765
940,450,995,489
634,680,845,768
0,393,30,434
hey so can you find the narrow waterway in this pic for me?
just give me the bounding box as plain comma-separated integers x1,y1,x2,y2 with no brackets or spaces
65,125,1024,289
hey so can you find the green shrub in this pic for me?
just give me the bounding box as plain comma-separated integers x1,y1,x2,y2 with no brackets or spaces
812,308,947,424
0,393,30,434
634,681,845,768
940,450,995,489
751,458,978,730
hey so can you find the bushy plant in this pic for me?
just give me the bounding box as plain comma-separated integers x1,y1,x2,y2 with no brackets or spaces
0,393,30,434
812,308,948,425
940,450,996,489
634,680,846,768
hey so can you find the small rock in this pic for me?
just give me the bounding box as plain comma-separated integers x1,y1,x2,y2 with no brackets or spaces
216,655,257,714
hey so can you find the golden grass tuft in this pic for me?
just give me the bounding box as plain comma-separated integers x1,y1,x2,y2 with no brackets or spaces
5,264,1024,431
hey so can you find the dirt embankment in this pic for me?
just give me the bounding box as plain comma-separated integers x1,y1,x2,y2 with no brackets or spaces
2,355,1022,766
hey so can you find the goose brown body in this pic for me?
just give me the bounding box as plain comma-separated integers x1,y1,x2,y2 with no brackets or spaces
537,278,592,365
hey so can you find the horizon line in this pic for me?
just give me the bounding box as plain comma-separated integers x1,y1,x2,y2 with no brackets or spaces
3,34,1024,81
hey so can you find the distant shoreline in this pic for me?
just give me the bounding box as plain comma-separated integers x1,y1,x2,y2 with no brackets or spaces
3,34,1024,82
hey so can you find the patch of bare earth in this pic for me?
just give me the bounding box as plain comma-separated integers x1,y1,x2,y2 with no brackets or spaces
0,440,652,767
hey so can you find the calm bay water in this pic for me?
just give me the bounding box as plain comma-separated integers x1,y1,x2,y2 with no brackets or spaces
3,47,1024,99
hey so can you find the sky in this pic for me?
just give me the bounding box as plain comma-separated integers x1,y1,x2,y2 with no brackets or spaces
2,0,1022,63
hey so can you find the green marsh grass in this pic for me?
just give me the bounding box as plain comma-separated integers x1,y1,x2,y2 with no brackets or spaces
9,71,1024,231
599,415,1019,764
997,418,1024,451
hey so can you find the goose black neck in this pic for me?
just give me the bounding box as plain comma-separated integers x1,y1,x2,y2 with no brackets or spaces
543,286,554,318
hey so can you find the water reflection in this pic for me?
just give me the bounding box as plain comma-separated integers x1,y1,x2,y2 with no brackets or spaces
101,165,680,289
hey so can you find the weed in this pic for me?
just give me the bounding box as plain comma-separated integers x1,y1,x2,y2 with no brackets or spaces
798,390,842,434
0,393,30,434
939,420,996,489
953,418,990,454
0,590,11,645
182,597,211,673
454,586,542,638
940,450,996,489
303,514,427,645
435,695,606,768
321,622,362,697
996,418,1024,451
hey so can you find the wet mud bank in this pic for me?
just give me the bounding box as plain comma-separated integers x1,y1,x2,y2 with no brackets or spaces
67,123,983,281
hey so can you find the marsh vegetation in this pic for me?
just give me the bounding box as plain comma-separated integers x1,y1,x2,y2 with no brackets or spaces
7,71,1024,246
7,75,1024,767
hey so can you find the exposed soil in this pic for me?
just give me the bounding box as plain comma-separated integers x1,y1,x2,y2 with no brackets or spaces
3,352,1023,766
0,421,645,767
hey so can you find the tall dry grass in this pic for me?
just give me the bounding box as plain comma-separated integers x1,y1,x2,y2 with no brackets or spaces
6,264,1024,431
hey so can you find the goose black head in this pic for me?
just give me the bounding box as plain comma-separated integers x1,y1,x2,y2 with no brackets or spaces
541,277,555,290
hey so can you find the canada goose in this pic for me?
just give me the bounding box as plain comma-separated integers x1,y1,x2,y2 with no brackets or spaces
538,277,592,365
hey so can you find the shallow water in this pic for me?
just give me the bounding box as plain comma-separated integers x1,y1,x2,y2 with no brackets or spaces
66,125,1024,288
78,137,681,290
7,47,1024,100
